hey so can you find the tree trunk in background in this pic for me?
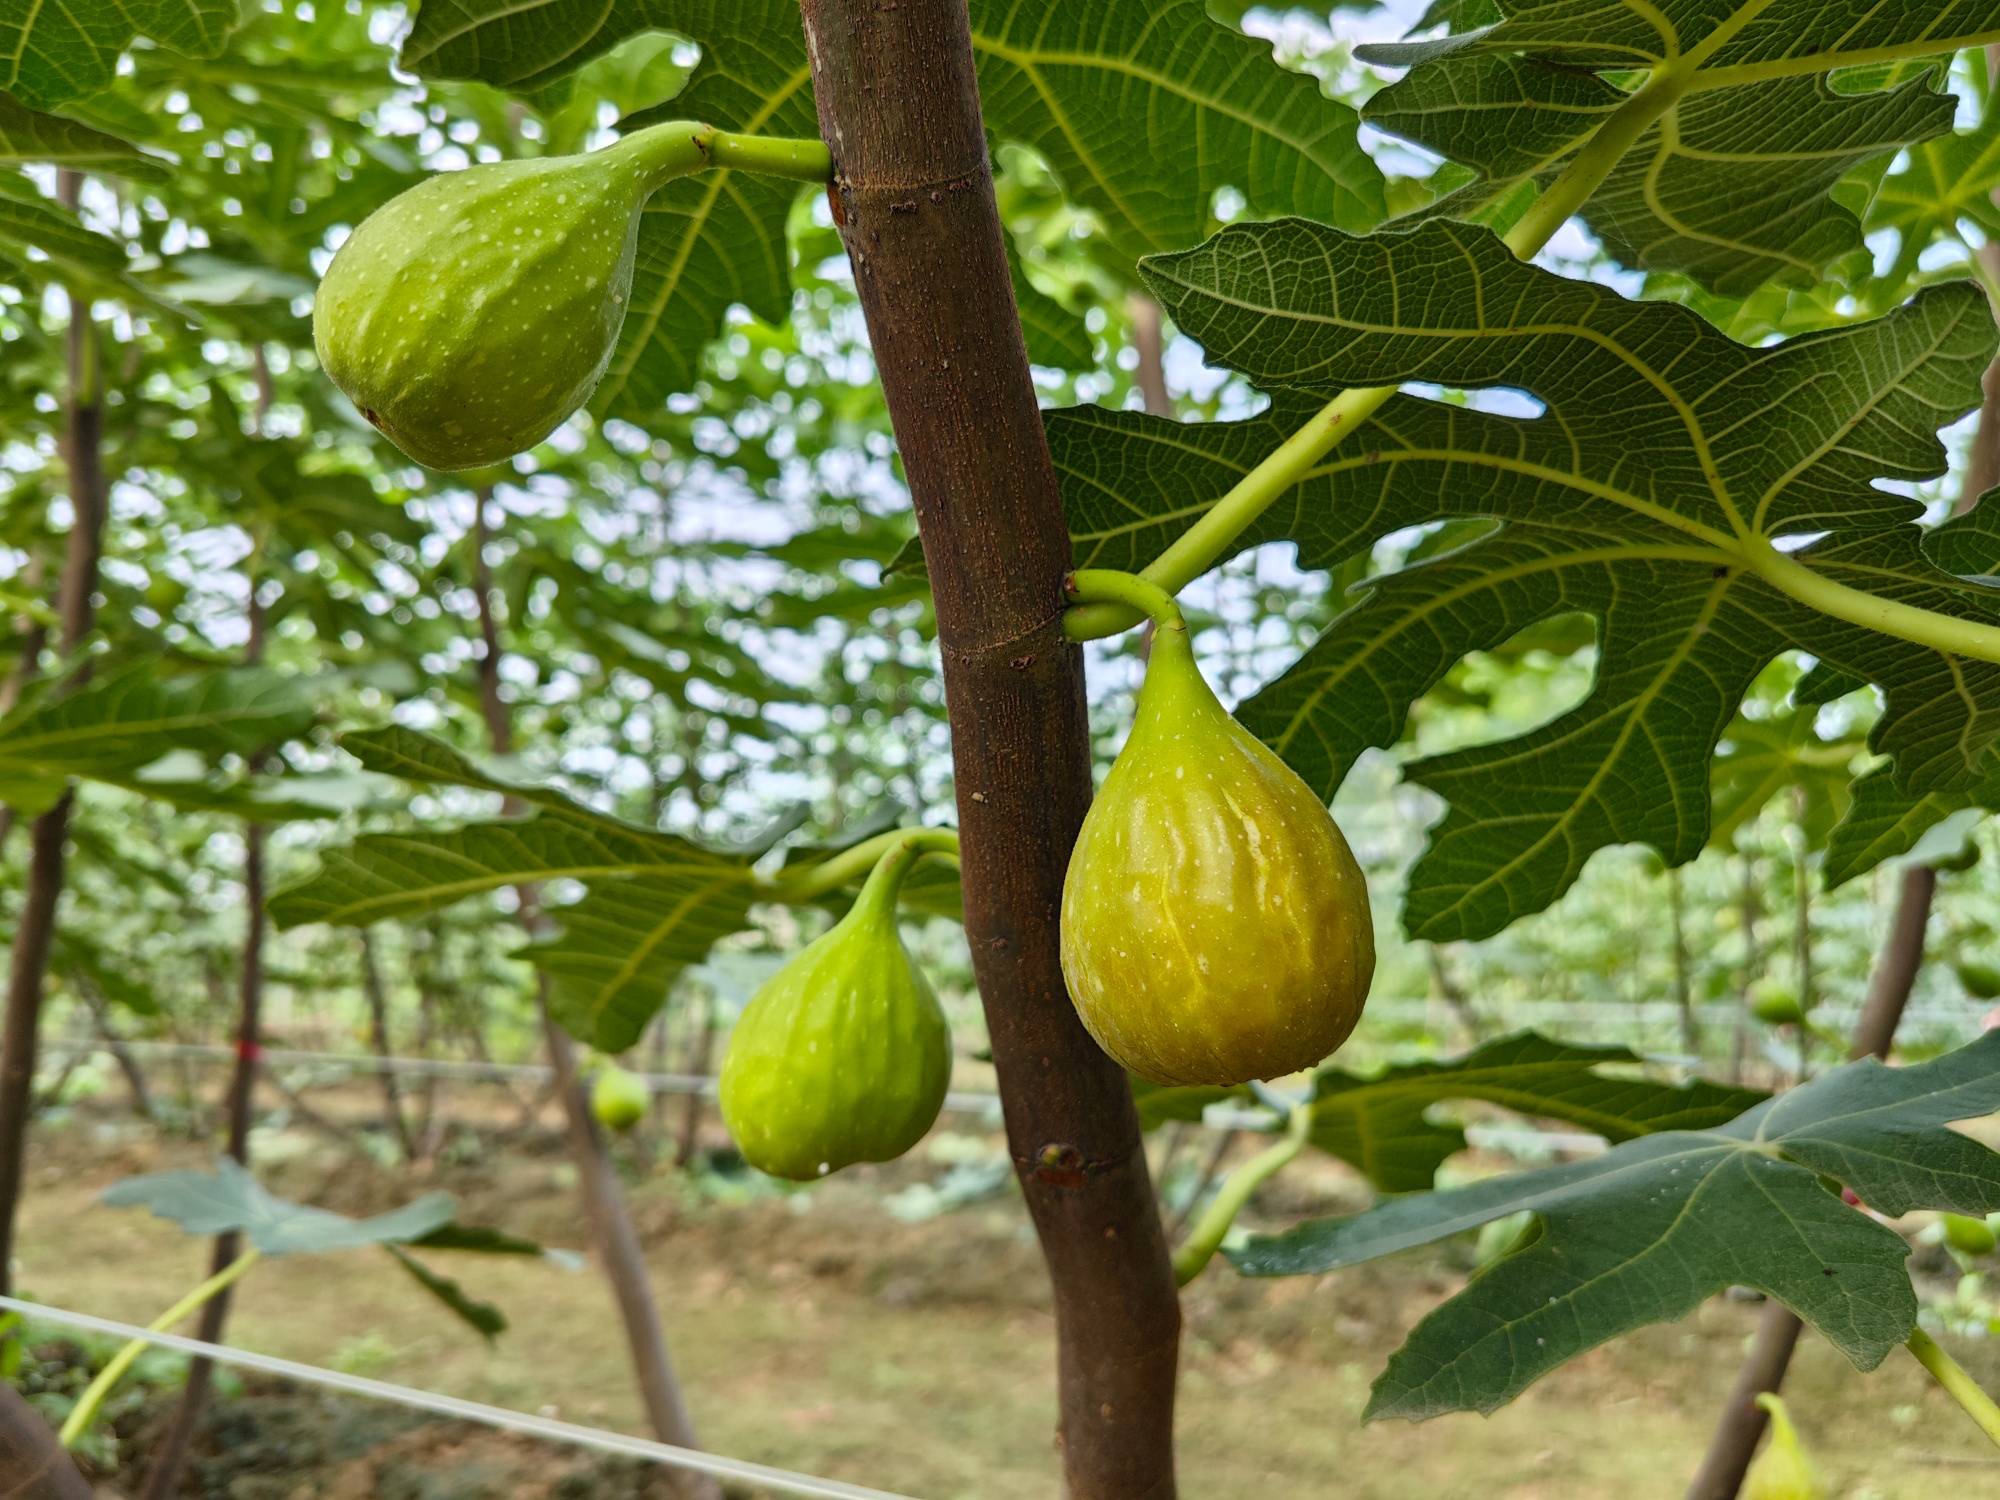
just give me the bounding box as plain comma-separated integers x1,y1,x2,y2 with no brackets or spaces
137,505,276,1500
469,494,715,1498
798,5,1182,1493
1128,294,1173,418
674,996,715,1168
1668,868,1700,1056
359,928,414,1157
1686,863,1937,1500
0,173,107,1299
82,984,155,1122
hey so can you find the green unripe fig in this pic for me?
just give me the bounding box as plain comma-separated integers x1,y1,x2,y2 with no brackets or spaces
1944,1211,1998,1256
1059,573,1374,1087
1750,980,1805,1027
313,123,710,471
590,1062,650,1132
1744,1394,1822,1500
1956,959,2000,1000
719,837,952,1180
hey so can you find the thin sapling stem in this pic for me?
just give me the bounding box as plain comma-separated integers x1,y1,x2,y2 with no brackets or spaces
59,1246,262,1447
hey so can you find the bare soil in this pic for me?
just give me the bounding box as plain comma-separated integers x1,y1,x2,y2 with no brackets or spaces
12,1097,1998,1500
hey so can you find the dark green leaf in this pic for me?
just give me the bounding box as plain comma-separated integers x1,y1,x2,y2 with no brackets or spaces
1230,1031,2000,1421
1305,1031,1767,1192
0,661,318,782
407,1222,546,1256
268,727,761,1051
1360,1,2000,295
1089,216,1999,939
0,0,238,109
384,1245,507,1341
1823,757,2000,887
0,94,169,179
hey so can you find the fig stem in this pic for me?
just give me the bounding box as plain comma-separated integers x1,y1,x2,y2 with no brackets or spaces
702,130,834,184
1171,1093,1315,1287
1907,1326,2000,1449
610,121,834,192
1063,568,1185,640
761,827,959,904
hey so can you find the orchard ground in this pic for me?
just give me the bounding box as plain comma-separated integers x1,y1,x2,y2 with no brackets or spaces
12,1084,1996,1500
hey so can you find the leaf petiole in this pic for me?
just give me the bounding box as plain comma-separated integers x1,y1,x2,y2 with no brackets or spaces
1172,1092,1315,1287
59,1245,263,1448
1907,1325,2000,1450
1060,52,1703,644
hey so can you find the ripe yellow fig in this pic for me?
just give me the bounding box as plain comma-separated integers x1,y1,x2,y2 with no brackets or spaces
1744,1394,1823,1500
590,1062,650,1132
1059,571,1374,1086
719,833,953,1180
313,124,828,471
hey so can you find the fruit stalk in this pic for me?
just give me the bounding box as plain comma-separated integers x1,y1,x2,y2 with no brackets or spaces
797,2,1183,1490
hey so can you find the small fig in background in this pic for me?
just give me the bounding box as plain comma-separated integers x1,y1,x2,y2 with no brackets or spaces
1059,572,1374,1087
1744,1393,1822,1500
719,837,951,1180
1750,980,1805,1027
590,1062,650,1132
313,123,708,470
1943,1211,1999,1256
1956,958,2000,1000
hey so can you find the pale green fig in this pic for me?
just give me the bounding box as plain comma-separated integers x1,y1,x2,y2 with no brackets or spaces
1744,1394,1822,1500
1060,582,1374,1087
718,838,951,1180
1751,980,1806,1027
1944,1211,1999,1256
591,1062,650,1132
312,123,708,471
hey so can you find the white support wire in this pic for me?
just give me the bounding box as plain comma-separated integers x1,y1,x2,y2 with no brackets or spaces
45,1041,1005,1119
0,1296,920,1500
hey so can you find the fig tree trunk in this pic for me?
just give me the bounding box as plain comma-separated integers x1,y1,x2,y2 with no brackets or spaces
796,3,1182,1493
0,1383,91,1499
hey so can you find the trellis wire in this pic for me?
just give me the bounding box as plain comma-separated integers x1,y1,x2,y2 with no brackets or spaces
0,1296,921,1500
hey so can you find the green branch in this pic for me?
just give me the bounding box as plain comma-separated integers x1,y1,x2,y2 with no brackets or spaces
619,120,831,192
60,1246,263,1448
1173,1096,1314,1287
1907,1325,2000,1449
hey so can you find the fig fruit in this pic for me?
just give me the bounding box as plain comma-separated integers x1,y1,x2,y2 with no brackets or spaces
1744,1393,1822,1500
590,1062,650,1132
719,835,952,1180
1059,571,1374,1087
1751,980,1805,1027
313,122,710,471
1943,1211,1998,1256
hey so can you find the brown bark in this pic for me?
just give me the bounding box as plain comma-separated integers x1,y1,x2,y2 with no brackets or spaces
469,493,714,1497
137,820,268,1500
137,499,275,1500
797,4,1181,1493
674,997,716,1169
0,1383,91,1499
1685,863,1936,1500
0,174,107,1297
